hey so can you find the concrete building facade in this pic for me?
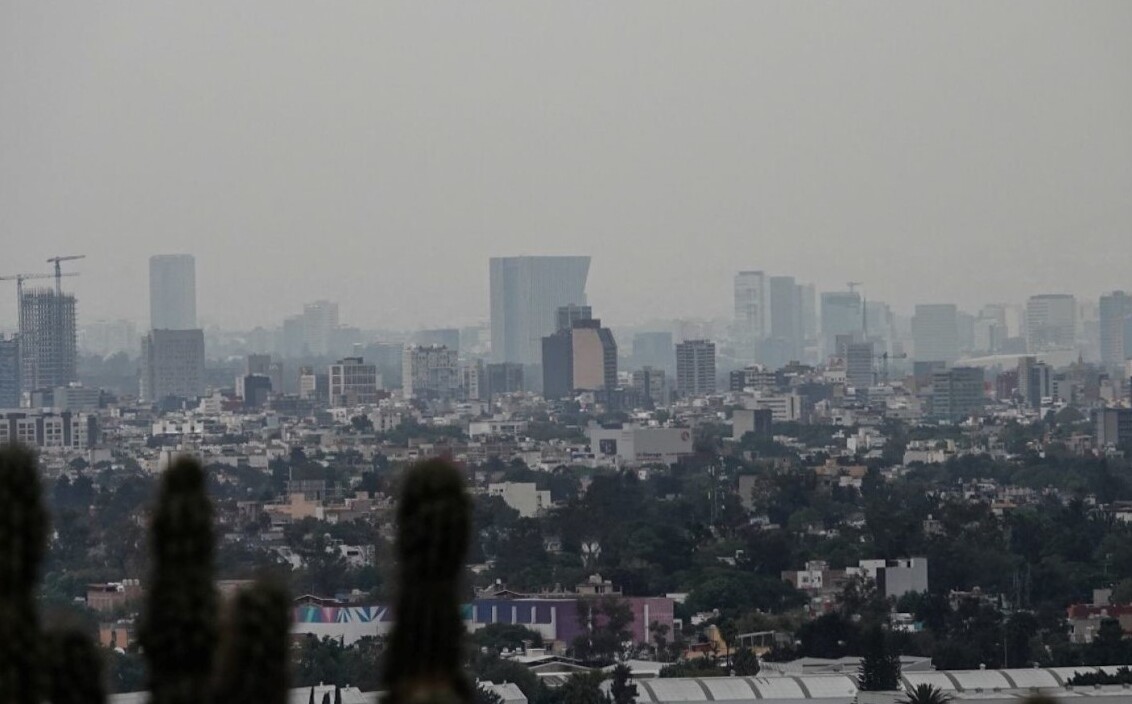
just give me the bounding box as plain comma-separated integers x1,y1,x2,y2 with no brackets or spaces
402,345,459,401
140,329,205,402
675,339,716,396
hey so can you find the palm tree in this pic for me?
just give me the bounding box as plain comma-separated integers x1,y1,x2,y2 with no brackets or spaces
898,684,953,704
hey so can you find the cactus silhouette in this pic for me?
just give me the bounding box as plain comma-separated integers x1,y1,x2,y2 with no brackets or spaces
46,627,107,704
139,456,218,704
0,443,49,704
213,578,291,704
382,458,473,704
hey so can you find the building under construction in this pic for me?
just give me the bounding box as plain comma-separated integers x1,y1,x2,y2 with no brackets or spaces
20,288,77,392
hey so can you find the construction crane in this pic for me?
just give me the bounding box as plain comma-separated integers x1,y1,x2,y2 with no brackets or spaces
873,351,908,386
0,272,77,331
46,255,86,294
847,281,863,293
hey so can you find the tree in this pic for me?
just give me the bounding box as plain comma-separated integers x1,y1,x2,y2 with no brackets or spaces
573,596,633,665
558,671,609,704
475,684,505,704
609,664,637,704
898,684,952,704
857,624,901,692
732,647,760,676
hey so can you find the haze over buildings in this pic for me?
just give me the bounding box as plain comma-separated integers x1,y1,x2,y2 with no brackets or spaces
2,3,1130,330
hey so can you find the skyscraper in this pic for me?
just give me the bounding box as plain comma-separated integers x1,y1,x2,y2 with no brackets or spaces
845,341,875,390
820,291,863,359
149,254,197,330
556,304,593,332
1099,291,1132,369
570,320,617,392
676,339,716,396
767,276,803,368
490,256,590,366
734,271,766,360
0,335,20,408
20,289,77,392
541,318,617,399
140,329,205,402
1026,294,1076,352
302,300,339,356
911,304,960,363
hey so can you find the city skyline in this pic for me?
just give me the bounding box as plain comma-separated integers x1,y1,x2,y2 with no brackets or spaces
3,2,1131,329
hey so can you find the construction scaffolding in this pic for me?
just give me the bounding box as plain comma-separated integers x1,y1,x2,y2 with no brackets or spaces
19,287,77,391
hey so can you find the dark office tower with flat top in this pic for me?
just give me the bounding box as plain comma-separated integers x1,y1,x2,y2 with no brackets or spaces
149,254,197,331
489,256,590,366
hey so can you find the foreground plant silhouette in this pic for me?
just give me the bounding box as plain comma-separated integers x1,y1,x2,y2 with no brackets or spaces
382,458,474,704
0,447,471,703
0,444,50,704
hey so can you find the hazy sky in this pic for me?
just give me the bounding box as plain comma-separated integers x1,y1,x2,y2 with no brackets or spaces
3,2,1130,331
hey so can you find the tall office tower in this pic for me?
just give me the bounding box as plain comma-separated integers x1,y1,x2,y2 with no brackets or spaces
541,319,616,398
0,335,20,407
845,341,875,390
328,356,380,405
485,362,524,398
541,328,574,400
149,254,197,330
632,332,674,372
139,329,205,402
1100,291,1132,369
675,339,716,396
820,291,863,359
489,256,590,365
733,271,766,360
20,289,78,392
556,304,593,332
632,367,667,406
800,284,818,341
1017,356,1051,409
931,367,985,422
911,304,960,363
570,320,617,392
460,360,485,401
1026,294,1076,352
402,345,460,400
302,300,339,356
767,276,802,368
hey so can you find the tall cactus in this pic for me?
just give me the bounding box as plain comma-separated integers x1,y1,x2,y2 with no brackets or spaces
0,443,49,704
46,627,107,704
382,458,473,704
213,578,291,704
139,456,218,704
